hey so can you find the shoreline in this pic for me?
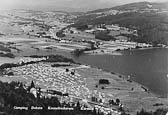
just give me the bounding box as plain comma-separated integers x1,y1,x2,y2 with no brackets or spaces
0,44,166,99
80,63,163,99
0,56,159,98
75,63,168,114
75,47,167,99
84,46,167,56
0,53,168,114
85,51,122,56
0,46,165,99
0,54,158,98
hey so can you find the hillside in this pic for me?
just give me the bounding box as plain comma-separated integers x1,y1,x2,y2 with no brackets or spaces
112,1,168,11
87,1,168,14
72,1,168,45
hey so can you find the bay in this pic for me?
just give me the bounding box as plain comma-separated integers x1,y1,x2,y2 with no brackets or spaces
73,48,168,98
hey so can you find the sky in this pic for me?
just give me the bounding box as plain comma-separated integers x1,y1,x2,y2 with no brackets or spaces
0,0,168,12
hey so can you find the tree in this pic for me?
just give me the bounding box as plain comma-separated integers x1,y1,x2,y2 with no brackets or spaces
101,86,104,90
95,33,116,41
75,24,88,30
90,43,97,50
56,31,65,38
99,79,110,84
95,85,98,88
72,49,84,57
109,99,115,105
71,72,75,75
116,98,120,104
30,81,35,88
93,107,97,115
66,68,69,72
7,72,14,76
75,101,81,111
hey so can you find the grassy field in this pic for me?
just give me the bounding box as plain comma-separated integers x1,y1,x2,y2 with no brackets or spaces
74,67,168,114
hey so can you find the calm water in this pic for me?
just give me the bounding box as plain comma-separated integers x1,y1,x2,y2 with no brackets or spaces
0,48,167,97
72,48,168,98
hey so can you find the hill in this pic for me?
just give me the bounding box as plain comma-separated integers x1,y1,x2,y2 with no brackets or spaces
72,1,168,45
87,1,168,14
112,1,168,11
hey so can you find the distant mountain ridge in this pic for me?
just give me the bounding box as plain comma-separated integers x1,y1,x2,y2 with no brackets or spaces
87,1,168,14
72,1,168,45
112,1,168,10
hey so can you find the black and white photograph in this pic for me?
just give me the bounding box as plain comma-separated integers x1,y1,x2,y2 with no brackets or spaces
0,0,168,115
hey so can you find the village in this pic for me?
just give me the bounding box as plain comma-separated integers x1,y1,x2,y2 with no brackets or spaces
33,22,154,54
0,9,157,57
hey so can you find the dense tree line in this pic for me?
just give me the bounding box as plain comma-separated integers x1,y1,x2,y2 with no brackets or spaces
29,55,76,63
72,49,85,57
72,46,97,57
0,52,15,58
95,32,116,41
0,55,76,71
51,64,71,67
0,79,167,115
0,81,109,115
0,81,61,115
72,42,98,57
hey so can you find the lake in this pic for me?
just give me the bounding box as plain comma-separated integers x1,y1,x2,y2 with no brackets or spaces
73,48,168,98
0,48,167,98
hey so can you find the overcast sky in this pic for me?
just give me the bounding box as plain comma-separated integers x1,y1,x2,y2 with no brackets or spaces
0,0,168,12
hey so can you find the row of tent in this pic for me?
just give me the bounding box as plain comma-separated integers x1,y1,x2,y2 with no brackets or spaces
47,89,69,96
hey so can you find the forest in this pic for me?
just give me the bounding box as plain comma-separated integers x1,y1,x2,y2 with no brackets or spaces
0,81,167,115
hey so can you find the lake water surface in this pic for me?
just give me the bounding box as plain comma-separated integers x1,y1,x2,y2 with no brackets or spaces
0,48,167,98
73,48,168,98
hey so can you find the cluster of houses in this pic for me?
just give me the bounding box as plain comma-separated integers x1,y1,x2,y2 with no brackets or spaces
100,40,152,51
84,24,136,34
